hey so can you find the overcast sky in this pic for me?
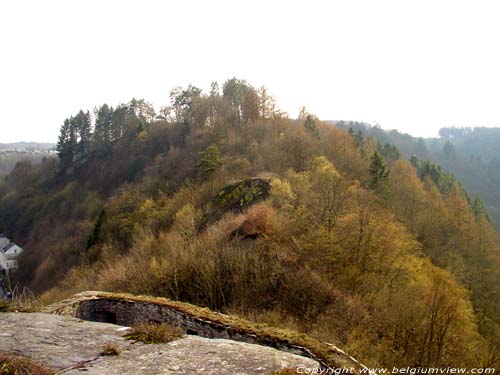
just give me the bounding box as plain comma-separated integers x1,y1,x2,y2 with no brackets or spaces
1,0,500,143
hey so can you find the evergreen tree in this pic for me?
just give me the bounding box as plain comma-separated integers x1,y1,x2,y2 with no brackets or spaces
197,144,222,193
369,151,390,193
442,140,457,161
409,154,419,168
304,114,319,138
80,110,92,157
56,119,73,166
197,144,222,179
93,104,113,149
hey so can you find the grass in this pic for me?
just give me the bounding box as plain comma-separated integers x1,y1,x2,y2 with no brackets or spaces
0,353,54,375
124,323,184,344
0,287,42,313
100,342,121,356
11,287,42,313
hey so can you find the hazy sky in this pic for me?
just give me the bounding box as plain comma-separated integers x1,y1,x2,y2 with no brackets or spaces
1,0,500,143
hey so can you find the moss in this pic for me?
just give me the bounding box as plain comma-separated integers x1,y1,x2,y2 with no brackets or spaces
215,178,271,211
0,353,54,375
124,322,184,344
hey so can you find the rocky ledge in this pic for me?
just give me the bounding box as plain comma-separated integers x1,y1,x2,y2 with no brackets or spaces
0,312,319,374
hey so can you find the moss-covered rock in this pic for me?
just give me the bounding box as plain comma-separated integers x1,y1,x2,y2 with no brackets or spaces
215,178,271,211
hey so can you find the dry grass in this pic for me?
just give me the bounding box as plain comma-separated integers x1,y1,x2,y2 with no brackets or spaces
124,323,184,344
10,287,42,313
0,299,11,313
100,342,121,356
0,353,54,375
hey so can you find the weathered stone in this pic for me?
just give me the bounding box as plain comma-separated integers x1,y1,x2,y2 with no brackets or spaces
0,312,319,374
42,291,370,373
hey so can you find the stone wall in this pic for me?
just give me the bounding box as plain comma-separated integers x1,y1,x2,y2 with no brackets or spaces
77,298,314,359
44,291,370,373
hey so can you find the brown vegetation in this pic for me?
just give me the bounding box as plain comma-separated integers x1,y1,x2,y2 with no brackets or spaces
100,342,121,356
0,353,53,375
124,323,183,344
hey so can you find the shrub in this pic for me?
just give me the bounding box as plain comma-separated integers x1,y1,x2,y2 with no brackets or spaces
0,353,53,375
124,323,183,344
0,300,10,313
100,342,121,356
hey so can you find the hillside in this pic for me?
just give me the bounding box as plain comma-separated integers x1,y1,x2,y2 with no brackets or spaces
0,79,499,369
334,122,500,227
0,142,55,177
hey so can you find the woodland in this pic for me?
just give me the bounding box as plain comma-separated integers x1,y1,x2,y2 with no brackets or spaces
0,79,499,368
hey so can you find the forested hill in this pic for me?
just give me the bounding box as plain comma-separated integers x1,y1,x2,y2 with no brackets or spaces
334,122,500,228
0,143,55,177
0,79,499,368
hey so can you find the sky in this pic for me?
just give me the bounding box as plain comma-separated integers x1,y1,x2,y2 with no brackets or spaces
1,0,500,143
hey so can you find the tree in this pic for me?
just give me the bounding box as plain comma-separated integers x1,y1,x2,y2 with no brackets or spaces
74,110,92,160
442,141,457,161
304,114,319,138
257,86,274,118
93,104,113,154
169,85,202,124
197,144,222,192
222,78,254,125
415,138,429,159
242,89,259,124
369,151,390,195
56,119,73,167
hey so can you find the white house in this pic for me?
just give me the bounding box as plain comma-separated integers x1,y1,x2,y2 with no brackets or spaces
0,234,9,250
0,241,23,271
0,252,10,272
2,243,23,259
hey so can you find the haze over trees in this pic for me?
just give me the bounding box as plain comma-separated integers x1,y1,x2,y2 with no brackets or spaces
0,79,499,369
336,122,500,229
0,143,54,178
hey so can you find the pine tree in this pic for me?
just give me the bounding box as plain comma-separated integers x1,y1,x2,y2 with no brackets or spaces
93,104,113,155
76,110,92,159
304,114,319,138
197,144,222,193
56,119,73,167
369,151,390,194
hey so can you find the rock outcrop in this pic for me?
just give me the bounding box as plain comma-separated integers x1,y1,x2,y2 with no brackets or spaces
0,312,319,374
215,178,271,211
42,291,370,373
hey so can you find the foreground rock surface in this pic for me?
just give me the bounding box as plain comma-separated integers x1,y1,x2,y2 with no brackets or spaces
0,313,319,374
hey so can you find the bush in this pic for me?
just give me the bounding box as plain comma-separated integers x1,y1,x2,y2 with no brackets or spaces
0,353,53,375
124,323,183,344
100,342,121,356
0,300,10,313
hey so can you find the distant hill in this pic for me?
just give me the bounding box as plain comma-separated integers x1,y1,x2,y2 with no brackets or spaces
0,142,55,151
0,143,55,177
333,121,500,228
